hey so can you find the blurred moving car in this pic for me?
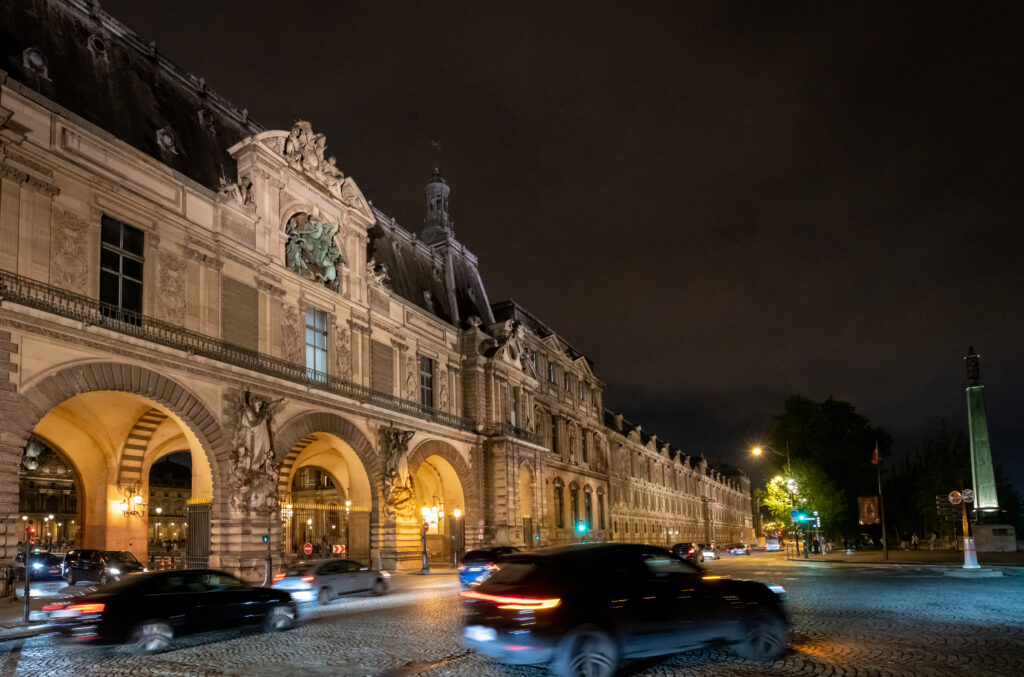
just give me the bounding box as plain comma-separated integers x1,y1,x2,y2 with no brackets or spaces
61,549,145,585
15,551,64,580
44,569,296,654
764,538,781,552
701,544,718,560
461,543,789,677
272,558,389,604
670,542,704,564
725,543,752,556
459,546,520,587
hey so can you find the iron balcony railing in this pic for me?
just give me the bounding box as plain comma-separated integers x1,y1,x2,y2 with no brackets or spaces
483,422,543,445
0,269,477,433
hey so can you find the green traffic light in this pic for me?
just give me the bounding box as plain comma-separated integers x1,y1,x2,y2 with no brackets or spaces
576,522,587,533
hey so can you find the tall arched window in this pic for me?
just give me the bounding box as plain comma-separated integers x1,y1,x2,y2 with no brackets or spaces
553,478,565,529
597,487,606,530
569,482,579,529
584,485,593,529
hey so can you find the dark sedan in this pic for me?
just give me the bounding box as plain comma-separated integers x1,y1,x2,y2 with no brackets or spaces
43,568,297,654
461,543,788,676
16,552,64,580
670,542,704,563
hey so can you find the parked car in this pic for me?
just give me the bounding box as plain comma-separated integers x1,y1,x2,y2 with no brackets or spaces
272,558,389,604
700,543,718,560
15,551,64,581
670,542,704,564
725,543,752,556
459,546,520,587
43,568,296,654
61,549,145,585
461,543,789,676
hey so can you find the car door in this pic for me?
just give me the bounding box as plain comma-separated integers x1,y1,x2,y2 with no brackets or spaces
147,572,207,636
597,550,680,658
337,560,365,594
634,549,708,654
193,571,265,629
316,560,343,596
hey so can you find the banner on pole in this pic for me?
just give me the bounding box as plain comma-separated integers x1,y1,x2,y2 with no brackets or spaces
858,496,880,525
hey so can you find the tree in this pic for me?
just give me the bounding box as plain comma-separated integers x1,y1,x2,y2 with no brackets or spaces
755,457,847,539
761,395,891,538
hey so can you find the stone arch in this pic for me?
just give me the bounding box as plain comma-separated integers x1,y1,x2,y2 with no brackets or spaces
0,362,229,560
406,439,478,521
274,411,381,512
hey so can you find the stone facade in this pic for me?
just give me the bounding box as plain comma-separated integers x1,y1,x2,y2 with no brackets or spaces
0,0,753,578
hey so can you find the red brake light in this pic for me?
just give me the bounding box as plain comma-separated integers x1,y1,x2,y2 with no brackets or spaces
42,603,67,611
688,548,694,554
301,575,315,583
458,564,466,571
485,563,499,571
460,590,561,610
272,572,286,583
66,603,105,614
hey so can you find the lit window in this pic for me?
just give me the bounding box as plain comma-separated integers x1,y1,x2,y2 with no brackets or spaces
305,308,328,379
548,362,555,383
564,373,570,392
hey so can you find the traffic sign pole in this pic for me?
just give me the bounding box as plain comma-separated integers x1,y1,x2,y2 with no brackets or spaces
959,490,980,570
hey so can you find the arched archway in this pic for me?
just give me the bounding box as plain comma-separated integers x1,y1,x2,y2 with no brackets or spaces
407,440,474,567
275,412,379,563
1,362,227,563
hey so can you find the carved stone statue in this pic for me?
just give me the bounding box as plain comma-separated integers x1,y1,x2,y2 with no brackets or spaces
282,121,346,197
367,257,389,287
336,326,352,381
229,390,284,514
22,437,45,471
378,425,416,519
965,346,981,385
218,175,255,208
285,213,345,291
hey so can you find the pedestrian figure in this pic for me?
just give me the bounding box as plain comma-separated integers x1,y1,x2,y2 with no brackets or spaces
928,532,937,550
911,533,919,550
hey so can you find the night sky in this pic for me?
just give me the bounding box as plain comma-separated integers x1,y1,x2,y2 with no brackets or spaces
101,1,1024,491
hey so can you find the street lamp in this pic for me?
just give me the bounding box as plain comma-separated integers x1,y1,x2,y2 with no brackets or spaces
753,444,802,557
452,508,462,567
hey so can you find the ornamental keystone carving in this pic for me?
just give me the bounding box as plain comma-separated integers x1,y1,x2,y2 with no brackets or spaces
282,121,345,196
229,390,284,514
50,208,90,294
157,252,188,324
285,213,345,291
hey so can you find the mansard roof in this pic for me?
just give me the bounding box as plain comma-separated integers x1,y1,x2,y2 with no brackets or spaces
369,206,494,328
1,0,259,192
492,299,595,370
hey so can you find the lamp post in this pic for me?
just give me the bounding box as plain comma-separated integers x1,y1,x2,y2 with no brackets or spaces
22,515,30,622
452,508,462,568
419,506,431,573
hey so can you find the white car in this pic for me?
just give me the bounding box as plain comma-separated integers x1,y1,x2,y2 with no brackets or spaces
701,544,718,560
765,538,781,552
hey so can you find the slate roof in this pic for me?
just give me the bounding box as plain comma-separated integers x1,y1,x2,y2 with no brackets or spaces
0,0,259,192
492,299,590,364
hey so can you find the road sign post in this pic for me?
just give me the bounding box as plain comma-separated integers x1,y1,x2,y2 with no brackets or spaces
950,489,980,569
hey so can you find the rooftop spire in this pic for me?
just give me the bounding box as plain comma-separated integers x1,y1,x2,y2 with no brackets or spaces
422,138,453,244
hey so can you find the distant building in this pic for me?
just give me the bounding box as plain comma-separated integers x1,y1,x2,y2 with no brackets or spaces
0,0,753,576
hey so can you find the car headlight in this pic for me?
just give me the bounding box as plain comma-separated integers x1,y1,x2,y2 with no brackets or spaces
107,568,121,575
380,571,391,578
767,584,786,595
32,562,43,570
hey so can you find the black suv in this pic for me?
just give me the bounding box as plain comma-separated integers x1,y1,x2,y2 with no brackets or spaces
61,549,145,585
461,543,788,676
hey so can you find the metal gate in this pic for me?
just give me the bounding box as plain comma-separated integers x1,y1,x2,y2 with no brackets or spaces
186,499,211,568
523,517,533,548
284,503,371,564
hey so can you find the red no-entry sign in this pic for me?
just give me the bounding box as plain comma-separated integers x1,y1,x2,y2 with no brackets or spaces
948,491,962,505
303,542,313,555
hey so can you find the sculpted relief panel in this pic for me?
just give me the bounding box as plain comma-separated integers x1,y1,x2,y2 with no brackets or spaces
50,208,90,294
229,390,284,515
157,252,188,324
281,304,303,363
335,325,352,381
284,213,345,292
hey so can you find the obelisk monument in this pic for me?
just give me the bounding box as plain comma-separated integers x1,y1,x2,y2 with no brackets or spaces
964,347,999,513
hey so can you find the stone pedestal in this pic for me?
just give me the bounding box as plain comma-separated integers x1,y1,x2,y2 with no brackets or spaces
973,524,1018,552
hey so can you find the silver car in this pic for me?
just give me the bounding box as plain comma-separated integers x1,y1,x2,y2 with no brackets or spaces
272,558,390,605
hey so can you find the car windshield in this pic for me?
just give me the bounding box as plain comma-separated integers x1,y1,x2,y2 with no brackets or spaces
102,551,140,564
285,563,312,577
462,550,497,563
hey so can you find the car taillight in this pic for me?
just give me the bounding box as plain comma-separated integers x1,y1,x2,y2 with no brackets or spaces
485,563,499,571
688,548,694,554
42,603,67,611
47,602,105,615
460,591,561,610
301,575,315,583
272,573,286,583
458,564,466,571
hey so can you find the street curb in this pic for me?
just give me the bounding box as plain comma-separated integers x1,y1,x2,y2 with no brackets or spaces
0,623,51,642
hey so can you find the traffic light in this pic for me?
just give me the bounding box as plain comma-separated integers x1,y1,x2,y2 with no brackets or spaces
795,513,809,522
261,534,269,543
576,521,587,533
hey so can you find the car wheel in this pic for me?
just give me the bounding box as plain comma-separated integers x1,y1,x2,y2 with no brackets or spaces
733,607,787,661
264,603,296,632
65,571,75,585
373,578,387,596
551,626,618,677
129,620,173,656
317,587,332,605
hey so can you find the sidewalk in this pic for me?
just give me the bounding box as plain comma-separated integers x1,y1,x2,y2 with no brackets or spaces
785,547,1024,566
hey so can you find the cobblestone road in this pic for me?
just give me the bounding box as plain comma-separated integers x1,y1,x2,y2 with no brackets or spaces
1,555,1022,676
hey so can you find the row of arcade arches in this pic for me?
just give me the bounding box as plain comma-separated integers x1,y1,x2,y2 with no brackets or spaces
8,362,472,569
